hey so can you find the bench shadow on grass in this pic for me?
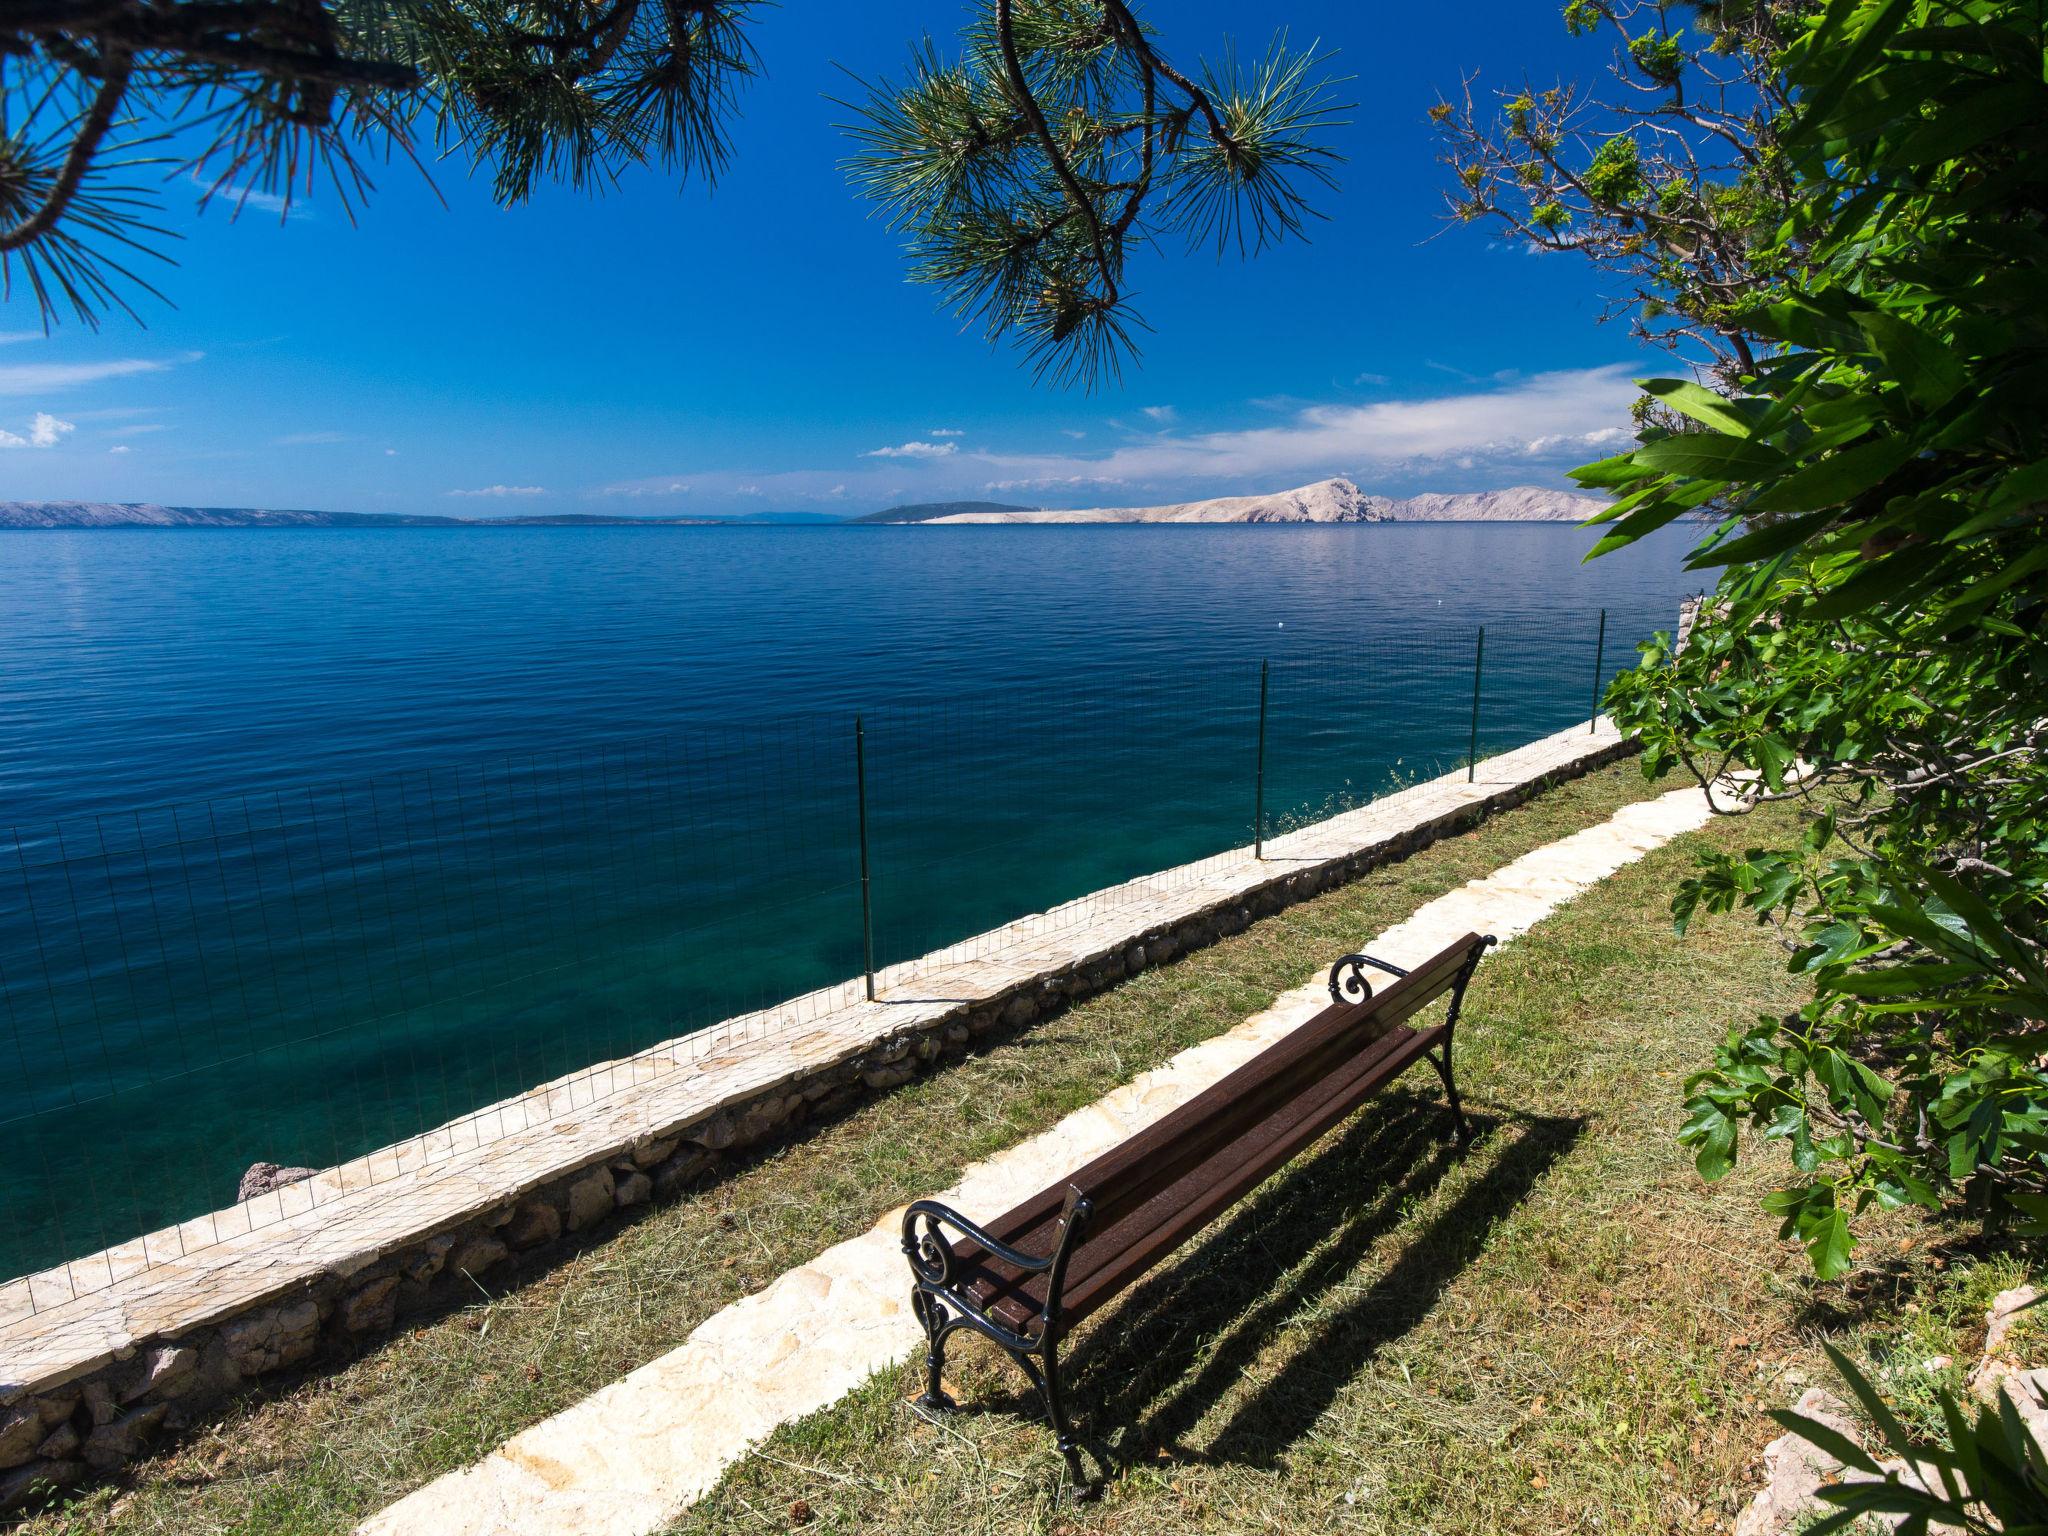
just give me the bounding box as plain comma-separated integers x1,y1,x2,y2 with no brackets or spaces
1001,1091,1584,1485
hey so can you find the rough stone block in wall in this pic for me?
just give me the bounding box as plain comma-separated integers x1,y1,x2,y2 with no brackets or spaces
504,1201,562,1250
564,1169,615,1232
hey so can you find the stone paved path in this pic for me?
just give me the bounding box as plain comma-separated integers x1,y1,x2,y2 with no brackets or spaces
359,781,1715,1536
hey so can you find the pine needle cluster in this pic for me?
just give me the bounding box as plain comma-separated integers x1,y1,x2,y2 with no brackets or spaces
841,0,1345,388
1,0,764,327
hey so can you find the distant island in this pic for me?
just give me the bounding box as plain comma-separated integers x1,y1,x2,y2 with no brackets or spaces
846,499,1038,524
0,481,1647,529
0,502,839,529
861,479,1616,525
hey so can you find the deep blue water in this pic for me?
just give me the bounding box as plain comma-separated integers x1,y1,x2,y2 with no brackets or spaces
0,524,1698,1283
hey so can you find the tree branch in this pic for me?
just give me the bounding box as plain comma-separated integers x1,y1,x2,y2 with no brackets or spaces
1,45,131,253
993,0,1115,302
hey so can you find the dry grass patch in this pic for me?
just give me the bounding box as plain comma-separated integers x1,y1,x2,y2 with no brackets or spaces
21,762,1668,1535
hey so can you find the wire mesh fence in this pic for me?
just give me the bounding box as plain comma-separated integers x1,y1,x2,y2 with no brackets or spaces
0,609,1641,1306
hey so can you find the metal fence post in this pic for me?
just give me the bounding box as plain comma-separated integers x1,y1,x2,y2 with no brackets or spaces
1589,608,1607,734
1254,660,1270,859
855,716,875,1001
1467,626,1485,783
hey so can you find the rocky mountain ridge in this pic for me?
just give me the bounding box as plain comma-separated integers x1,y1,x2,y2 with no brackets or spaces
0,503,830,528
0,502,467,528
892,478,1613,524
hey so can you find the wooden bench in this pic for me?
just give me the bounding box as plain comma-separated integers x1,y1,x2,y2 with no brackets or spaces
898,930,1496,1491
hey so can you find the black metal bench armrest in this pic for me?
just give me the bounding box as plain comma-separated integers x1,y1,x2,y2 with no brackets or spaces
901,1189,1095,1353
902,1197,1062,1282
1328,936,1498,1006
1328,950,1410,1004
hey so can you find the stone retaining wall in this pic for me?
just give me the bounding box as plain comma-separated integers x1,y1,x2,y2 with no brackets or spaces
0,726,1636,1511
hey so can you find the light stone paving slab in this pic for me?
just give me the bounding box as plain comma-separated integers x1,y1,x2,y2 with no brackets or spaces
358,782,1717,1536
0,721,1627,1404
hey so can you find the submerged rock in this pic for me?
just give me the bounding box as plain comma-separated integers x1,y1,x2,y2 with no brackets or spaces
236,1162,316,1202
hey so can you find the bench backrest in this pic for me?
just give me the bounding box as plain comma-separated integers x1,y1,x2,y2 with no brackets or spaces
992,932,1490,1251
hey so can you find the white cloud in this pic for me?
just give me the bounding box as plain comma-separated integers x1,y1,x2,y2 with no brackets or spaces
862,440,958,460
0,412,75,449
1140,405,1178,424
384,448,397,456
986,474,1127,492
188,171,308,219
109,445,131,455
927,428,964,437
1354,372,1390,386
1526,425,1628,454
1061,429,1088,440
598,480,691,497
595,471,860,504
0,356,186,395
971,366,1640,488
447,484,545,498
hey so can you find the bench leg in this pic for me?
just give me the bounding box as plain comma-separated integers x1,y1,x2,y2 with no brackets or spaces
909,1290,955,1412
1427,1044,1471,1145
1432,949,1489,1146
1020,1340,1092,1498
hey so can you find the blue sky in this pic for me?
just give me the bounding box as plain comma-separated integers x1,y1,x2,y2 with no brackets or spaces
0,3,1656,516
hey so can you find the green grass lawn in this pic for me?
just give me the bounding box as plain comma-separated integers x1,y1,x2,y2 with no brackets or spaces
23,761,2024,1536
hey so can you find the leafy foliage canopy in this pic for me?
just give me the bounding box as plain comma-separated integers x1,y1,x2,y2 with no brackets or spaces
1576,0,2048,1277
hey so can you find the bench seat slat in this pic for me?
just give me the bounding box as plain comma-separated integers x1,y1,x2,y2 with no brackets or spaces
961,1019,1448,1329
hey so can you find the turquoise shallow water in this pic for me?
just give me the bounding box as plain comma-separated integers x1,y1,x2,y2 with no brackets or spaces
0,524,1698,1281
